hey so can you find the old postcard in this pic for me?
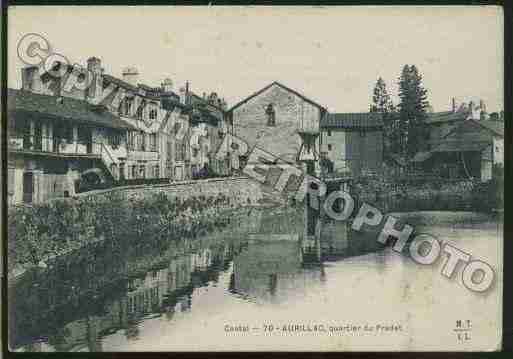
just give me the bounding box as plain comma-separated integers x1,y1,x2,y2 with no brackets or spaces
5,5,503,352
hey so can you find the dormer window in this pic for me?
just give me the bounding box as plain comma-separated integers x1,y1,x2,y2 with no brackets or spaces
266,103,276,126
148,102,158,120
120,97,134,117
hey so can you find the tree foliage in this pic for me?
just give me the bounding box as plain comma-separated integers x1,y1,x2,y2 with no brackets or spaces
397,65,430,158
370,77,400,154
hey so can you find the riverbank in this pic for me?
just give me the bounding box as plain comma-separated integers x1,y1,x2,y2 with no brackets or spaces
351,177,503,213
7,177,264,280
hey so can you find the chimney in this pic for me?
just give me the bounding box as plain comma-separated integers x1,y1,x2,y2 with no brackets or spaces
162,78,173,93
451,97,456,113
87,57,103,102
122,67,139,86
179,86,186,105
479,99,486,112
87,56,102,73
21,66,36,91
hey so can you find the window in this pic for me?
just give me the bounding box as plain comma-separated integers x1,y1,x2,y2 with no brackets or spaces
175,140,185,161
265,104,276,126
131,165,137,179
154,165,160,178
108,130,121,148
127,131,136,151
148,103,158,120
119,162,125,180
149,133,157,151
327,130,332,136
120,97,134,117
8,167,14,196
136,102,144,120
139,165,146,179
140,131,146,151
60,124,73,144
328,144,332,151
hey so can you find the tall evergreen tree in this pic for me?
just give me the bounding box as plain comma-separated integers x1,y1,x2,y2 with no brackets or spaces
370,77,399,154
371,77,394,113
398,64,430,158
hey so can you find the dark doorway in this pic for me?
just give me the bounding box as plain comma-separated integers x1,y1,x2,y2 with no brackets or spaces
78,125,93,154
23,172,34,203
119,162,126,181
33,122,42,151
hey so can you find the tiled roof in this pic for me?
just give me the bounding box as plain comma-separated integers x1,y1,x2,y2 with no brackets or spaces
426,110,470,124
189,92,226,112
102,74,138,92
432,140,490,153
7,88,136,130
441,118,504,139
412,140,490,163
476,119,504,137
321,113,384,129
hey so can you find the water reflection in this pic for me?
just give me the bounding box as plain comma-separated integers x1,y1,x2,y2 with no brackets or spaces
9,208,501,352
9,207,386,352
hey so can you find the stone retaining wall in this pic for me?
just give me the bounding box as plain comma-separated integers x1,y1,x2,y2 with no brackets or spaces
75,176,263,206
353,179,481,212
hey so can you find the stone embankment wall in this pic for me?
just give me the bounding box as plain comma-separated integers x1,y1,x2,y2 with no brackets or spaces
351,178,500,213
75,176,263,206
8,176,264,279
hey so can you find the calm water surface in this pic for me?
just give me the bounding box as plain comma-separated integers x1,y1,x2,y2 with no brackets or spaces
10,208,502,351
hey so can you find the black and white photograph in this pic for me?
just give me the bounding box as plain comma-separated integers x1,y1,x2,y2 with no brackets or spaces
4,5,505,352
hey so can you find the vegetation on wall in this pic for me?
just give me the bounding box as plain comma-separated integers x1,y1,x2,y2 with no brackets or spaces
8,191,237,273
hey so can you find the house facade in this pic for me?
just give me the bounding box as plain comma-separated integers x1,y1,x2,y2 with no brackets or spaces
228,81,327,174
87,60,190,183
7,88,135,204
413,118,503,182
320,113,384,177
187,91,230,178
8,56,233,204
425,98,489,150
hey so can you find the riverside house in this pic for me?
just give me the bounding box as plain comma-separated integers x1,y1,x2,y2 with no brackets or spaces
187,91,230,178
412,118,504,182
7,87,135,204
227,81,327,175
91,58,231,181
7,56,234,204
89,58,189,183
320,113,384,177
412,98,503,182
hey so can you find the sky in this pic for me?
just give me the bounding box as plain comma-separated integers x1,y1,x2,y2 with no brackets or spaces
8,6,504,113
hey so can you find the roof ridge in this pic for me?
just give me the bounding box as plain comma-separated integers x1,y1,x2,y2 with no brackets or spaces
228,81,326,112
7,87,136,130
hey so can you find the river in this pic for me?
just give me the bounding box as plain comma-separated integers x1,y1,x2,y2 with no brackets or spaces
9,207,502,352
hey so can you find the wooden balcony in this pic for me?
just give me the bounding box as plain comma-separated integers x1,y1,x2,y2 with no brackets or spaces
8,135,102,159
127,149,159,161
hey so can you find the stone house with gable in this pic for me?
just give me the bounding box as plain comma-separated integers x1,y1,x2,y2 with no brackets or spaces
227,81,327,175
